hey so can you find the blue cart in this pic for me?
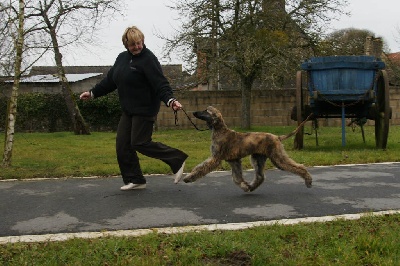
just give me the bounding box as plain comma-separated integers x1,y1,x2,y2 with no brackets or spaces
291,55,391,149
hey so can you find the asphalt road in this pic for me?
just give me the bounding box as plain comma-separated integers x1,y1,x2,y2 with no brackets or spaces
1,162,400,238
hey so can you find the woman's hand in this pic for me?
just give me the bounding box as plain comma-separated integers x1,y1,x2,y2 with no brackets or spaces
171,100,183,111
79,91,92,100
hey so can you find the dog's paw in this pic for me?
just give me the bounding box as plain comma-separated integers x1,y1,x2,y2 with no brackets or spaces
240,182,251,192
183,175,194,183
305,179,312,188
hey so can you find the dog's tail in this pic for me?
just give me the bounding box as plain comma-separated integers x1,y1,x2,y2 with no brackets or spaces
278,113,313,141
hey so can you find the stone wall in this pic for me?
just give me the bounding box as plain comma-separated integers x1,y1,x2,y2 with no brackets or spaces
2,80,399,130
390,86,400,125
156,86,400,129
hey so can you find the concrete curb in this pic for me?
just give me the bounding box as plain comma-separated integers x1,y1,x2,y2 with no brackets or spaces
1,210,399,244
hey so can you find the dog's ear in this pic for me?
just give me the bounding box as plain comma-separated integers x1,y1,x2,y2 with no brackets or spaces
207,106,215,113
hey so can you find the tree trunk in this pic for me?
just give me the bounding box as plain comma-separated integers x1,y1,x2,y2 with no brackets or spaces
2,0,25,167
49,28,90,135
240,76,253,129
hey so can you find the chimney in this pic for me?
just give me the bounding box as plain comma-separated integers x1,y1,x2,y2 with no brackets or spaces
365,36,383,58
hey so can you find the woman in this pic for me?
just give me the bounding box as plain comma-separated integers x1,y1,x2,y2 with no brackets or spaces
80,26,187,190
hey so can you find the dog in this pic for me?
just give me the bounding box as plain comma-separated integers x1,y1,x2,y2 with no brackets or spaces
175,106,312,192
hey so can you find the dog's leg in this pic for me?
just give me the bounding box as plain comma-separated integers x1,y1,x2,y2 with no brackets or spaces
270,146,312,188
183,157,221,183
249,154,267,192
226,159,251,192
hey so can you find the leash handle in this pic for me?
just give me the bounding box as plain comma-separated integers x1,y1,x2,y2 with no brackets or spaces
174,108,208,131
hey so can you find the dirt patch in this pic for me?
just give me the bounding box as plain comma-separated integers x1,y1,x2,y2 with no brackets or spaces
202,250,252,266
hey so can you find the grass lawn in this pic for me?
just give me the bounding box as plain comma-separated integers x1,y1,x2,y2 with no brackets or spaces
2,214,400,265
1,125,399,179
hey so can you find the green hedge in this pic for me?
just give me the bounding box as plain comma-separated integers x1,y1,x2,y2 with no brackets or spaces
0,92,122,132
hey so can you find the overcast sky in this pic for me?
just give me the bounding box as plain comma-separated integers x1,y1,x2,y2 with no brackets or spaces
57,0,400,67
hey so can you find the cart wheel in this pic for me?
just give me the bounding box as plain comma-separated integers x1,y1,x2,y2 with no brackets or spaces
294,71,304,150
375,70,390,149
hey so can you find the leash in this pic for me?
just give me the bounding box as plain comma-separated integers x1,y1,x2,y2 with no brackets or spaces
174,108,208,131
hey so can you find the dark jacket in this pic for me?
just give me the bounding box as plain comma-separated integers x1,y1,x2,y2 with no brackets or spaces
91,45,174,117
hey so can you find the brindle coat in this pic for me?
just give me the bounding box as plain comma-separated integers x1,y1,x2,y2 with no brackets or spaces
178,106,312,192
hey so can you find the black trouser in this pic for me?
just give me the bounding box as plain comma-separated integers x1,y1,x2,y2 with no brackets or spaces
116,112,188,184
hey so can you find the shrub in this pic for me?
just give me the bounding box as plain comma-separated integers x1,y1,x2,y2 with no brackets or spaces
0,92,122,132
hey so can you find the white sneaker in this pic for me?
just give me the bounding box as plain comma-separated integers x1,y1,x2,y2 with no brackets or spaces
174,161,185,184
120,183,146,191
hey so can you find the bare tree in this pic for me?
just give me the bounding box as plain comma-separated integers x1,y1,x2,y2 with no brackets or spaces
164,0,348,129
2,0,25,167
1,0,122,166
0,1,52,77
0,1,18,77
24,0,122,135
1,0,57,167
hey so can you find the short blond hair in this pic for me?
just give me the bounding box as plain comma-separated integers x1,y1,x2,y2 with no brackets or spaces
122,26,145,48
